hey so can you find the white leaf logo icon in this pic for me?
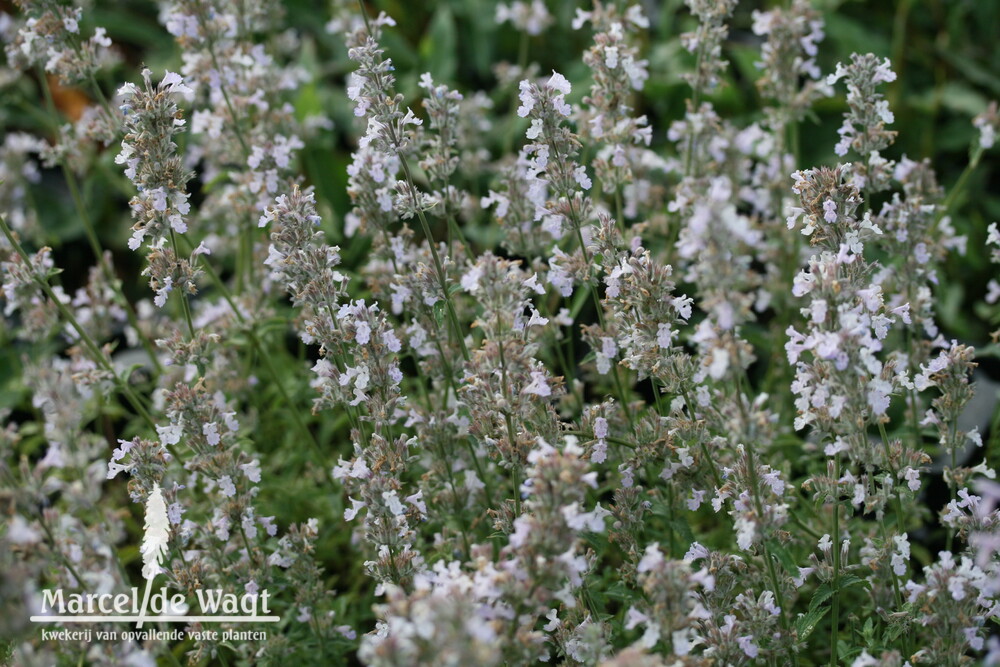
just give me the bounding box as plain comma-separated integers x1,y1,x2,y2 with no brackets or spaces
140,483,170,579
137,483,170,627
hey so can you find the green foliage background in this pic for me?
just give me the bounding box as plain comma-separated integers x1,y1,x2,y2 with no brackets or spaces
1,0,998,661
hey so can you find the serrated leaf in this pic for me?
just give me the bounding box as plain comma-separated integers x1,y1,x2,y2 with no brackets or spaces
809,583,833,612
670,516,695,546
862,616,875,643
796,606,829,641
602,582,634,602
838,574,871,593
119,363,145,385
884,621,908,643
433,300,446,328
768,540,798,575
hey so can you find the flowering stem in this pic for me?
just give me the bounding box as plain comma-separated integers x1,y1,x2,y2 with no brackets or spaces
746,444,798,667
497,337,522,516
38,511,86,591
167,229,196,339
401,272,494,506
501,31,531,158
379,229,464,411
237,522,263,569
397,155,471,363
35,67,163,374
62,158,164,373
946,418,959,553
902,317,923,456
563,430,634,450
432,435,474,558
567,199,635,431
877,421,908,536
1,214,157,432
679,386,724,491
355,0,468,364
329,315,377,445
192,3,249,158
878,512,905,611
830,453,841,667
191,0,258,292
317,300,364,430
533,296,585,412
179,238,320,453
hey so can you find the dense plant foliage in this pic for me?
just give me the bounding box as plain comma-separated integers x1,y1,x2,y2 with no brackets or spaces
1,0,1000,665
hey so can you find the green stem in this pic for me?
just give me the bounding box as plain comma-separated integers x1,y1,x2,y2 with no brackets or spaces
614,186,626,236
666,484,675,557
249,329,321,455
163,646,185,667
398,156,470,363
1,215,158,432
830,454,841,667
563,430,635,450
237,522,262,570
193,4,250,158
36,67,164,374
933,144,984,233
170,231,197,339
534,296,585,413
746,444,798,667
877,422,908,535
434,434,474,558
64,159,164,372
789,510,822,540
39,512,87,590
568,203,635,431
497,337,521,516
179,235,320,453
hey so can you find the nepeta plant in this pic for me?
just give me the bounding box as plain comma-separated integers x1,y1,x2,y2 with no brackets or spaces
1,0,999,665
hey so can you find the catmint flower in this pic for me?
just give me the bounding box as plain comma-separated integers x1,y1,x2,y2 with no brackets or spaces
6,1,119,84
827,54,897,164
752,0,831,132
495,1,552,36
973,101,999,149
116,69,193,243
218,475,236,498
680,0,738,94
891,534,910,575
